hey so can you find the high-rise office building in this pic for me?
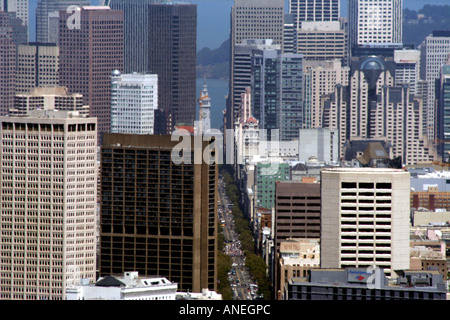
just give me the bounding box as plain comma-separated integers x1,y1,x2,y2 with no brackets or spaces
277,53,304,141
295,21,348,65
148,3,196,133
0,11,16,116
283,14,296,54
15,43,59,94
36,0,91,44
322,55,439,164
274,180,321,297
394,49,420,95
251,49,279,133
107,0,165,73
231,40,281,129
251,49,304,140
303,59,349,129
348,0,402,48
59,5,124,141
320,168,410,278
110,70,158,135
437,59,450,161
1,0,28,28
0,109,97,300
289,0,339,29
99,133,218,293
228,0,285,129
11,86,88,116
419,31,450,142
3,11,27,44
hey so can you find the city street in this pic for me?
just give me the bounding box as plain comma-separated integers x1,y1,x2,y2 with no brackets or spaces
218,175,258,300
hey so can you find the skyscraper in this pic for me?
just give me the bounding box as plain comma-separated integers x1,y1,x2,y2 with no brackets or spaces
15,43,59,94
303,59,349,129
231,40,281,129
148,3,197,133
58,5,124,141
228,0,285,129
107,0,165,74
251,49,304,140
295,21,348,65
0,0,28,28
276,53,304,141
419,31,450,142
394,49,420,95
110,70,158,135
320,168,410,277
36,0,91,44
99,133,218,293
0,11,16,116
437,59,450,161
0,110,97,300
348,0,402,48
289,0,340,29
322,55,439,164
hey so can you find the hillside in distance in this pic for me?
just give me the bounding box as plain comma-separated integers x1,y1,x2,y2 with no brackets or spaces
196,38,230,81
403,5,450,47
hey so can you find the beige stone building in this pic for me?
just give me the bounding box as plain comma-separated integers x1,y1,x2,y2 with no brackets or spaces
410,240,447,280
320,168,411,278
277,238,320,300
11,87,89,116
15,43,59,94
0,110,98,300
322,55,439,164
303,59,349,129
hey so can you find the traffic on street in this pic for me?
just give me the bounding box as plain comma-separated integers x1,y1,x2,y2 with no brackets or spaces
218,175,260,300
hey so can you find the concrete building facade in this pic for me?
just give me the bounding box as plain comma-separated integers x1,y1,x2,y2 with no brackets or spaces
0,110,98,300
15,43,59,94
58,5,124,141
320,168,411,277
11,86,89,116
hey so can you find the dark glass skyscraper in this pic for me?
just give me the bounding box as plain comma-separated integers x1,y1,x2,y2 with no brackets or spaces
148,3,197,133
107,0,165,74
99,133,218,293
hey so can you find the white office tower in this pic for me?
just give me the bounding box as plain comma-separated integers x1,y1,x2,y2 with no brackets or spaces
419,31,450,142
110,71,158,135
198,82,211,133
349,0,402,47
394,49,420,95
0,110,98,300
320,168,410,278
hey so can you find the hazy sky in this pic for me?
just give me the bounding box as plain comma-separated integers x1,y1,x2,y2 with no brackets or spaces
28,0,449,50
